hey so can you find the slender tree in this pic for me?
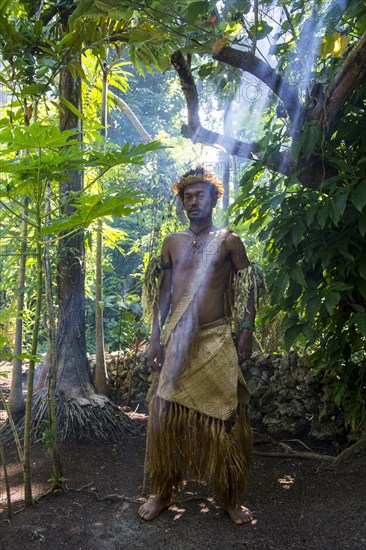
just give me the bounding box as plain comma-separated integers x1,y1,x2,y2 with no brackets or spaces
44,180,63,490
8,198,28,418
94,59,110,397
23,189,43,506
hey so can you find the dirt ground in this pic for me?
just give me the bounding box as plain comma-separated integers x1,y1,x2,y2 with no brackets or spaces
1,411,365,550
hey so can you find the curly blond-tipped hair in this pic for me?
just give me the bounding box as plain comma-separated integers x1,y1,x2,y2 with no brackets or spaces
172,167,224,199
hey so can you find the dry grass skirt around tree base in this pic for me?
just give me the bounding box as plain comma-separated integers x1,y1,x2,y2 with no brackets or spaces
0,387,137,444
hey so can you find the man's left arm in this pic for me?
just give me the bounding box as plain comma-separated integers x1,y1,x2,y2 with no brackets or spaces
228,233,256,363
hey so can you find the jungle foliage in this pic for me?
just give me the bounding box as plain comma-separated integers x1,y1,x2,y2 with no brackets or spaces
72,0,366,432
0,0,365,444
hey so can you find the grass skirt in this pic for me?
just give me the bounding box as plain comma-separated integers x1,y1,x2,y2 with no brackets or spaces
146,395,253,506
145,321,253,505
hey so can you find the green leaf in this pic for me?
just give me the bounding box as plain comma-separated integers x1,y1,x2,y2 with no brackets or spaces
302,125,322,159
359,256,366,279
86,141,162,169
186,1,210,20
70,0,95,21
352,312,366,337
334,386,345,407
157,54,173,72
302,324,316,343
338,242,354,261
358,215,366,237
291,133,305,162
274,221,292,241
42,187,142,234
269,272,289,302
269,191,286,209
198,62,216,78
335,188,349,217
249,20,273,40
284,323,304,349
306,295,322,321
36,66,50,78
0,123,78,151
328,199,341,225
128,30,153,45
316,204,328,228
60,97,86,121
290,265,306,286
305,205,317,227
331,282,354,291
324,291,340,315
292,219,306,246
57,30,77,49
358,279,366,300
22,83,48,95
351,183,366,212
268,41,293,56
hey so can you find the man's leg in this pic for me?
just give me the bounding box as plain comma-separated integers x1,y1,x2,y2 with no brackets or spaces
214,405,254,525
140,397,182,521
225,503,253,525
138,493,172,521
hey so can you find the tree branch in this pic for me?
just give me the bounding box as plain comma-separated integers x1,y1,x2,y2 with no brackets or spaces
171,50,335,190
171,50,200,132
314,31,366,132
171,50,258,155
213,46,302,124
181,123,260,158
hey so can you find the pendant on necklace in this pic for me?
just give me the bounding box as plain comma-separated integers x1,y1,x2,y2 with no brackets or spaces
189,225,212,248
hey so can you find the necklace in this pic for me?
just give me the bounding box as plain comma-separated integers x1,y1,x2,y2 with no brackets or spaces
188,224,213,247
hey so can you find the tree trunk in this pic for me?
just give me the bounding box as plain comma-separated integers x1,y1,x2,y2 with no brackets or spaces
94,61,110,397
95,218,110,396
8,198,28,417
28,51,134,442
57,64,102,404
44,180,63,489
23,226,42,506
0,438,12,519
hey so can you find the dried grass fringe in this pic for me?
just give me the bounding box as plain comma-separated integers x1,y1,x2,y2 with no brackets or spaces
141,257,164,325
146,395,253,506
232,262,267,333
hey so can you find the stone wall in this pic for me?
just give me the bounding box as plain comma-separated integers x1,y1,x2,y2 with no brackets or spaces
96,349,346,443
241,351,346,443
90,350,151,405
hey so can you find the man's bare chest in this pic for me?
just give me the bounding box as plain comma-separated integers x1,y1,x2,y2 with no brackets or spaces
171,235,229,278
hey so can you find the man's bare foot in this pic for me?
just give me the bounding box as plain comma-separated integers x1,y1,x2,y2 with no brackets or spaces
226,504,253,525
138,495,172,521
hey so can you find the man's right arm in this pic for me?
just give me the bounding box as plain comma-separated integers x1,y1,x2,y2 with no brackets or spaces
146,237,173,370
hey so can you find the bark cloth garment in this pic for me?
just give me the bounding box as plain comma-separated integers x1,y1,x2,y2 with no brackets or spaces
143,230,253,506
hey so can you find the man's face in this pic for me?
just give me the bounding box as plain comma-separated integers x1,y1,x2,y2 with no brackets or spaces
182,182,216,223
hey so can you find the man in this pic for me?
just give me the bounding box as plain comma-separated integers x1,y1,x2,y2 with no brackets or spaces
139,167,256,525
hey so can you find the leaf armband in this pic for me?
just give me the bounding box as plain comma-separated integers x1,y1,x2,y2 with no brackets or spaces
240,319,256,332
141,257,165,324
233,262,266,333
